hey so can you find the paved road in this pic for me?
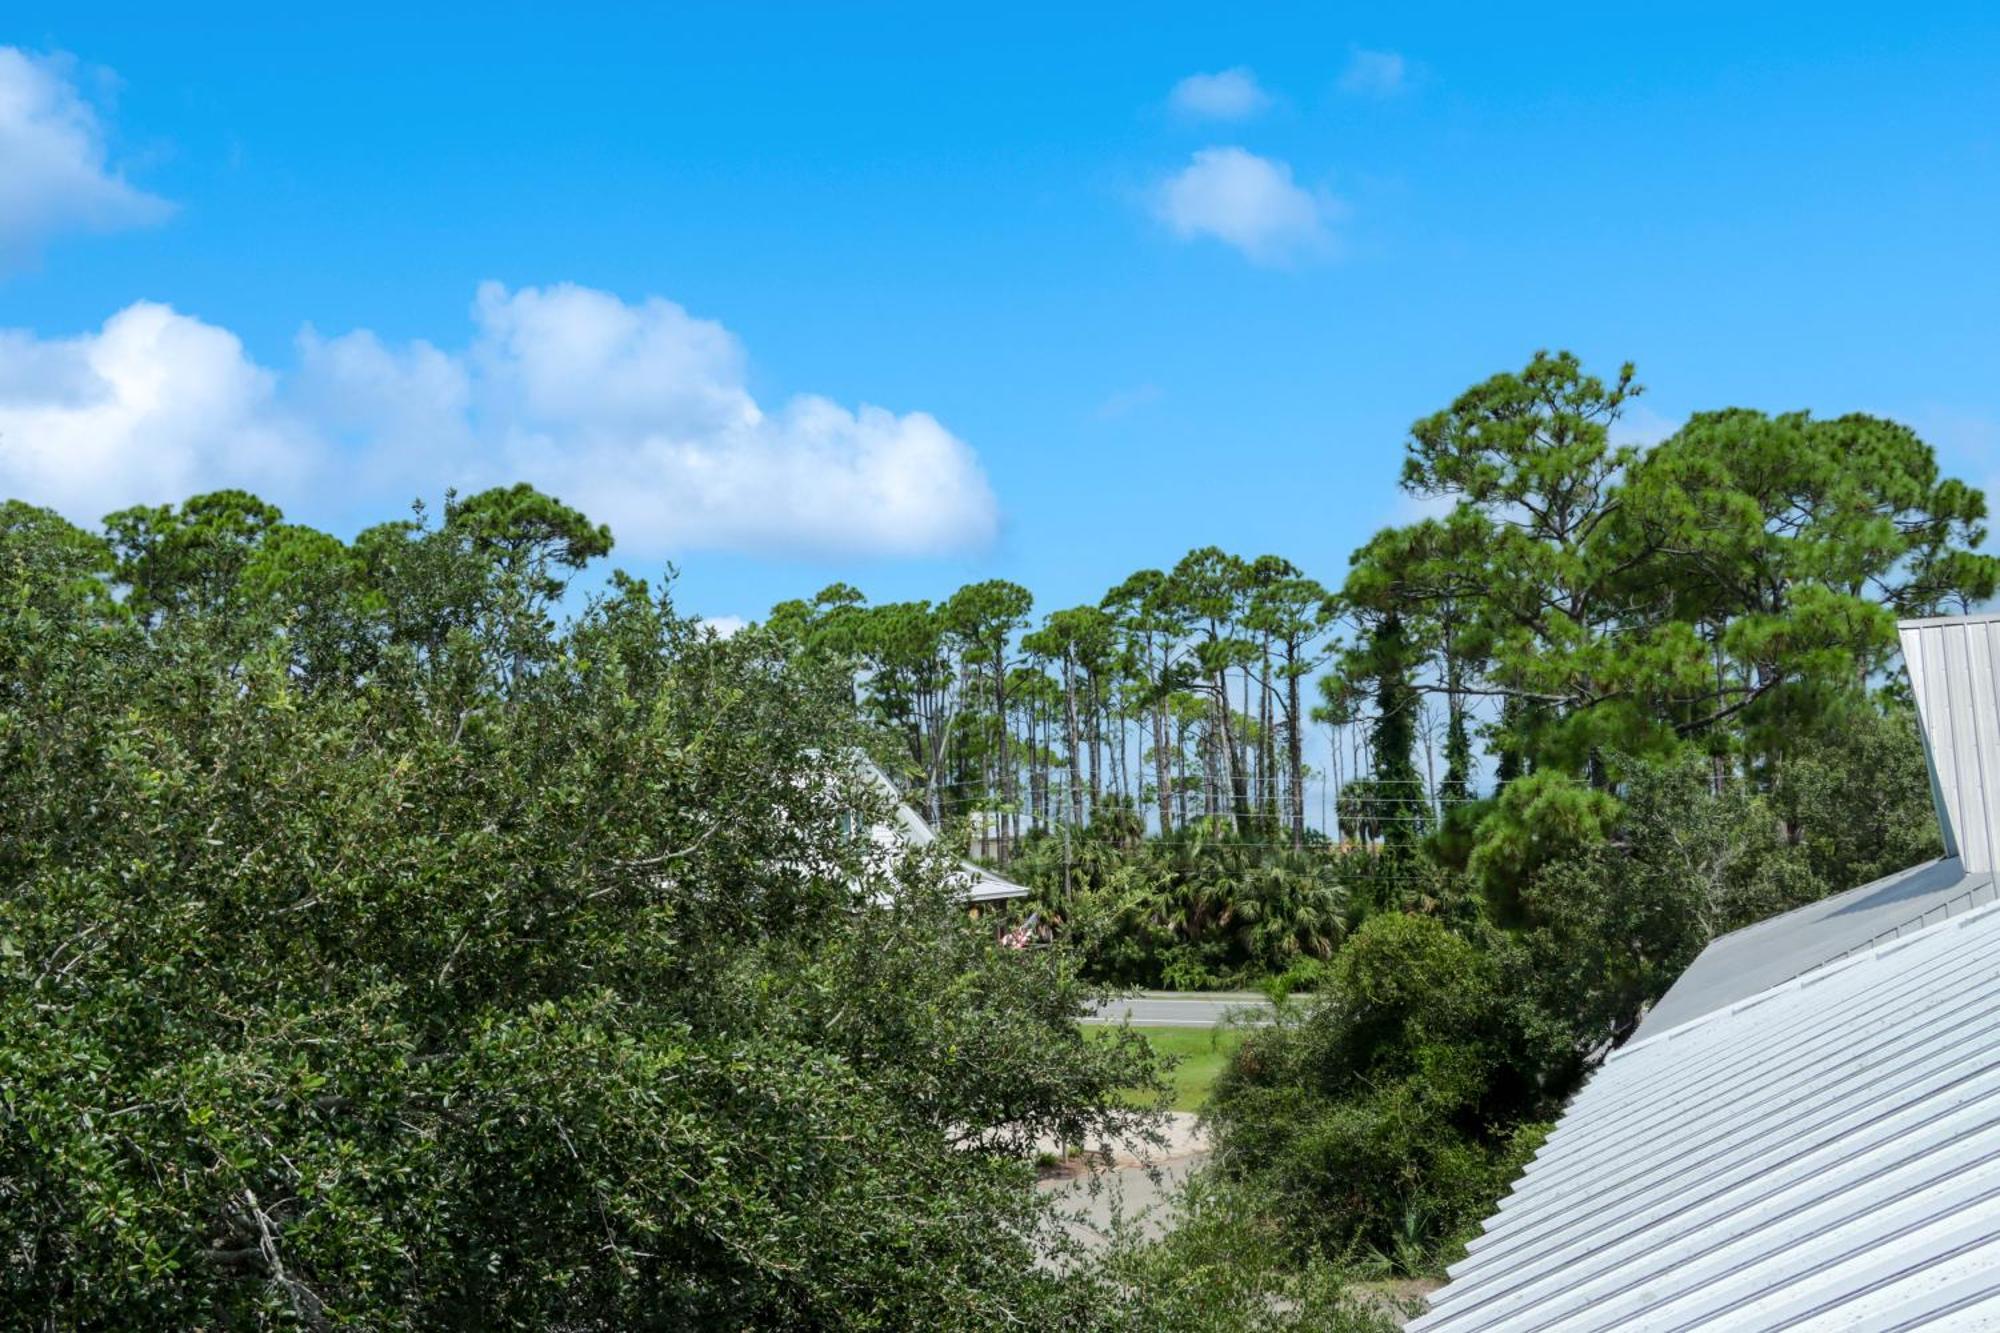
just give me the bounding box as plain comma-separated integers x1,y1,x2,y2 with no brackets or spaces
1087,991,1275,1028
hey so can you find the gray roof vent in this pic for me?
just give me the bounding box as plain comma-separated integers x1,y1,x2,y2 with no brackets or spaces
1899,612,2000,872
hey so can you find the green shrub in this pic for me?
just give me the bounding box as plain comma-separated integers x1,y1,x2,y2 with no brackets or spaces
1206,914,1552,1271
1094,1175,1405,1332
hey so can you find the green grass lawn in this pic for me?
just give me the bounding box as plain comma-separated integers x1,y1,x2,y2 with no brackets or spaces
1083,1023,1248,1112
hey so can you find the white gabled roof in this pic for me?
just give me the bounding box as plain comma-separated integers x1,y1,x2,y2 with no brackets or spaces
1412,896,2000,1331
853,755,1030,903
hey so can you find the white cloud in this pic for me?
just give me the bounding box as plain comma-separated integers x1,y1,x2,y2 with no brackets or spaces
699,614,749,638
0,282,1000,557
1338,48,1407,98
0,47,170,268
1092,383,1161,421
292,326,471,488
1153,147,1339,266
0,302,310,517
1168,67,1271,122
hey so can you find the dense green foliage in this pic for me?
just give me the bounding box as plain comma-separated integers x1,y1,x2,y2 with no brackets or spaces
774,351,1994,1277
4,490,1347,1329
773,356,1992,1006
1195,355,1988,1273
1206,707,1947,1272
1209,915,1552,1269
1011,826,1350,990
2,346,1991,1317
1091,1175,1413,1331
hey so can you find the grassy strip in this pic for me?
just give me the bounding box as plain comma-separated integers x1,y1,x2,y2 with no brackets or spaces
1083,1023,1248,1112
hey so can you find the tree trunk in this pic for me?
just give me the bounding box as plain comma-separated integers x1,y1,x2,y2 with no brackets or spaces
1422,702,1439,823
1087,673,1102,813
1172,718,1184,827
993,658,1010,863
1216,671,1245,833
1112,696,1125,803
1203,716,1219,823
1258,643,1275,834
1062,654,1084,828
1024,697,1038,833
1328,727,1341,842
1287,640,1305,848
1152,670,1174,836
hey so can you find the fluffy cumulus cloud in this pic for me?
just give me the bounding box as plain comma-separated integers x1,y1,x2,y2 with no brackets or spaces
1338,48,1407,98
0,282,1000,557
0,47,170,267
0,303,310,516
1153,147,1339,266
1167,67,1271,121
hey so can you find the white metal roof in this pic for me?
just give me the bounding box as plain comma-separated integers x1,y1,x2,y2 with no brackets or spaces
1902,612,2000,873
1413,612,2000,1329
853,755,1030,903
1411,896,2000,1331
1634,855,1992,1039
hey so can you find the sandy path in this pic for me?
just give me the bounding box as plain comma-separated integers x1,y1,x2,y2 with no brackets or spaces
1033,1111,1211,1247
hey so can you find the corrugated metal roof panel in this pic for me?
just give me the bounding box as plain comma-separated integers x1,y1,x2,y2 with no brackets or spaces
1902,613,2000,874
1412,614,2000,1327
1409,898,2000,1331
1634,856,1990,1038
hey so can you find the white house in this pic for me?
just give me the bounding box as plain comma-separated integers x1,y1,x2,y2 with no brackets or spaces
853,755,1031,906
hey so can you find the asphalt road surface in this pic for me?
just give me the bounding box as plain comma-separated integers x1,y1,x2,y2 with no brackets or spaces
1087,991,1275,1028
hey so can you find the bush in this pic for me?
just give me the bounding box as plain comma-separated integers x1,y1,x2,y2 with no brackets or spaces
1206,914,1553,1271
1258,957,1331,1003
1093,1175,1405,1332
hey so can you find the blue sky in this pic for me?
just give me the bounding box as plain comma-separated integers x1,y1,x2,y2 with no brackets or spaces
4,3,1999,628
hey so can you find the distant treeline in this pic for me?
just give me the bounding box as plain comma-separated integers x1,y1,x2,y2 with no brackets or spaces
769,350,1993,879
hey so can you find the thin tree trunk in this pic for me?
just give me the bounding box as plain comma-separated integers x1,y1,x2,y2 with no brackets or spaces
1087,673,1102,814
1249,653,1265,832
993,657,1010,863
1062,654,1084,828
1203,717,1218,822
1422,702,1439,823
1173,717,1184,827
1025,698,1038,833
1215,671,1245,833
1047,695,1056,828
1287,641,1305,848
1111,698,1124,804
1328,727,1340,841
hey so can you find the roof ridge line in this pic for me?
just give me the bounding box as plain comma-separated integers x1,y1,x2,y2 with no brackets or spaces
1612,887,2000,1061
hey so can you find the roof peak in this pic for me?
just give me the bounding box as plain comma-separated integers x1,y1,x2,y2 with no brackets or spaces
1900,614,2000,871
